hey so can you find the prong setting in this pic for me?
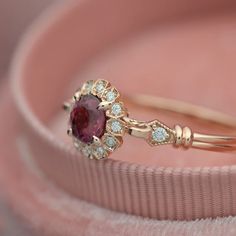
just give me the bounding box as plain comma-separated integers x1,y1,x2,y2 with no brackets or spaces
93,136,102,145
97,101,113,110
73,90,82,101
67,128,72,136
63,102,71,111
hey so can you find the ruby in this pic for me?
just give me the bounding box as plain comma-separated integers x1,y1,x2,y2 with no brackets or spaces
70,95,106,143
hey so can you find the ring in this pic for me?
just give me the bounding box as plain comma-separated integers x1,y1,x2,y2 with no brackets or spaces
63,79,236,160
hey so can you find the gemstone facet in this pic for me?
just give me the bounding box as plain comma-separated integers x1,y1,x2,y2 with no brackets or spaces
106,91,116,101
95,146,106,159
111,103,122,116
95,80,106,94
111,120,122,133
81,146,92,158
152,127,169,142
70,95,106,143
105,136,116,148
83,80,94,93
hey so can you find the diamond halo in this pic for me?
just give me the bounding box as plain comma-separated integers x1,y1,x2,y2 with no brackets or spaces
66,79,127,160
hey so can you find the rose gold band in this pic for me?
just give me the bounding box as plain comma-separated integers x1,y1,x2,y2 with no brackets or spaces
125,94,236,152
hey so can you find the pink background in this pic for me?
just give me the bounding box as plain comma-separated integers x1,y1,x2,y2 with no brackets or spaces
1,0,236,235
0,0,54,77
0,0,53,235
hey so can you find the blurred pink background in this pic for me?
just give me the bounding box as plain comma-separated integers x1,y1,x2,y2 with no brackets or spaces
0,0,55,78
0,0,54,235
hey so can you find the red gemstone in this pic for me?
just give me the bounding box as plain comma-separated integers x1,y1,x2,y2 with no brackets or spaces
70,94,106,143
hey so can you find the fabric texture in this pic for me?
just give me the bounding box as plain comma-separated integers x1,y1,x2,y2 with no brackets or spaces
1,87,236,236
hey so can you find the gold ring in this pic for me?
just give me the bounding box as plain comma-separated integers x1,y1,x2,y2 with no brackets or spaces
63,79,236,160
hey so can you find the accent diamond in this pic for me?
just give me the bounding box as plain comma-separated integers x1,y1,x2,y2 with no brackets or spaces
95,146,106,159
111,103,122,116
106,91,116,102
83,80,93,93
111,120,122,133
152,127,169,142
95,81,106,93
105,136,117,148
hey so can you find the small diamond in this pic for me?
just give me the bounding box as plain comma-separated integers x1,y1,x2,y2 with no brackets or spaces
84,80,93,92
111,103,122,116
111,120,122,133
95,81,105,93
105,136,117,148
152,127,169,142
106,91,116,102
81,146,92,158
95,146,105,158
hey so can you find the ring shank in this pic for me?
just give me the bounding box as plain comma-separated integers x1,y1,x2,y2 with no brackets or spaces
124,94,236,153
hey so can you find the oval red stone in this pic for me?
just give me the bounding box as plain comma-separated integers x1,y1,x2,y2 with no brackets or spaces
70,95,106,143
